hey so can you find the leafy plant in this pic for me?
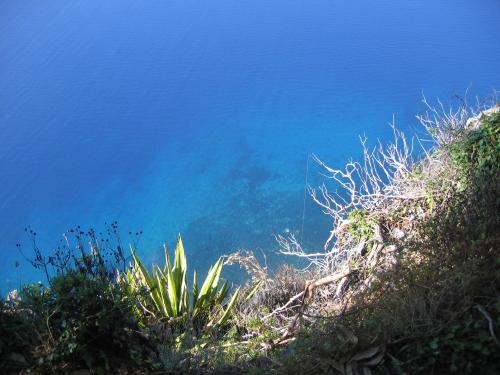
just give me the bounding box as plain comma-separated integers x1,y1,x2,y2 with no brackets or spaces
129,234,240,330
449,112,499,188
8,225,157,373
31,272,146,372
347,209,378,242
389,302,500,374
7,264,155,373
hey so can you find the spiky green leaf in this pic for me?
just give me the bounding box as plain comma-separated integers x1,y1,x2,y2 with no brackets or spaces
192,271,198,309
244,280,263,302
217,287,240,326
131,246,163,312
193,259,223,316
215,280,229,305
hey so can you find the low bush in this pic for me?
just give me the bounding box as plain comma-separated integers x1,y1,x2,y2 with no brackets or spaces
3,225,158,374
18,272,152,373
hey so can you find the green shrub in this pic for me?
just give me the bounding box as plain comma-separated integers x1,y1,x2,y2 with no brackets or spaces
390,302,500,374
449,112,499,189
10,225,157,373
347,209,378,241
0,296,34,373
16,270,153,373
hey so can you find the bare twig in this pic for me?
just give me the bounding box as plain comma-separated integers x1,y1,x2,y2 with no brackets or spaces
475,304,500,348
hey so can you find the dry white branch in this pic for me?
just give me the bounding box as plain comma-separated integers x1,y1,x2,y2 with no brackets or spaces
277,95,493,275
416,95,475,146
278,118,417,273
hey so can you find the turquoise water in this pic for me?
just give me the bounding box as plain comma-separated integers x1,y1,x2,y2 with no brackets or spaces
1,0,499,290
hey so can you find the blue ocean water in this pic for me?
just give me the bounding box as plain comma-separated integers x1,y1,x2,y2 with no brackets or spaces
1,0,499,291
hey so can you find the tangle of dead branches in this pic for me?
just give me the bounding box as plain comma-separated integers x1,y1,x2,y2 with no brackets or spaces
276,96,493,275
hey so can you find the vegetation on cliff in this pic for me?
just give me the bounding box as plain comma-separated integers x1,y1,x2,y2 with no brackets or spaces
1,101,499,374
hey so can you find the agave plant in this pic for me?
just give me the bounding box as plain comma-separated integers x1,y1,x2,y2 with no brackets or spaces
128,234,240,328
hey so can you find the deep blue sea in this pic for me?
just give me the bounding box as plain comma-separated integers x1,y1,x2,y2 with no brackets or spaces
1,0,499,291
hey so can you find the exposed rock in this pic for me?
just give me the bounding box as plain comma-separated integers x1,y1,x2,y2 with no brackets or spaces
391,228,405,239
466,105,500,129
6,289,18,302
